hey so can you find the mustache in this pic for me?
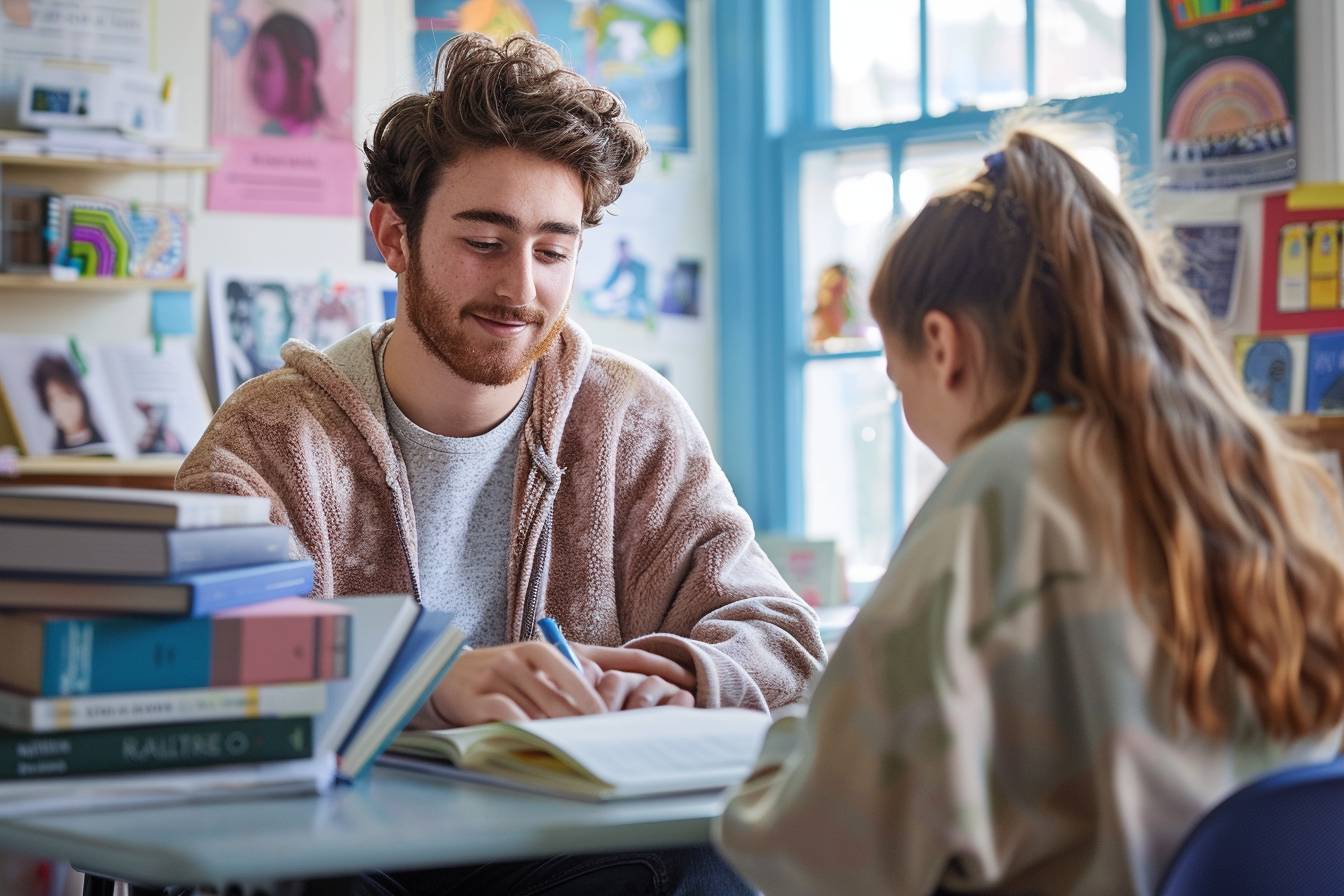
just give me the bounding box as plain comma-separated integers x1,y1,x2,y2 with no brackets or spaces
461,303,547,326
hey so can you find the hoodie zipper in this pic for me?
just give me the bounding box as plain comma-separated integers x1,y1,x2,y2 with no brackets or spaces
519,508,554,641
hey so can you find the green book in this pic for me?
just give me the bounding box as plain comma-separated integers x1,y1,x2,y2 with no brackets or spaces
0,716,311,780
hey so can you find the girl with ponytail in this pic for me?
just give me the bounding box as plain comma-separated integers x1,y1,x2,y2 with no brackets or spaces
716,123,1344,895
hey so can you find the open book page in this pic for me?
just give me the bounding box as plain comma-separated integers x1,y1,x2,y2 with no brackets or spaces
394,706,772,798
97,340,212,457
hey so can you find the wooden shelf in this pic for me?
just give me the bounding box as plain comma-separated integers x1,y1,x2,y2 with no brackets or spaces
0,150,218,173
0,274,194,292
1281,414,1344,433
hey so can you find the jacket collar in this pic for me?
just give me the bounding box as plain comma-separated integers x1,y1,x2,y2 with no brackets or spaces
277,317,592,485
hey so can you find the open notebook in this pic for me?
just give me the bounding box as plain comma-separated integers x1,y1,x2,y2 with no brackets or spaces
383,706,772,801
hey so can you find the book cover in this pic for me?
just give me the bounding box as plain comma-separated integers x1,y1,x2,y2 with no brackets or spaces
1306,331,1344,413
0,521,290,577
0,560,315,616
0,716,312,780
94,340,212,457
1235,333,1307,414
0,334,127,458
0,681,326,733
0,485,271,529
0,600,350,696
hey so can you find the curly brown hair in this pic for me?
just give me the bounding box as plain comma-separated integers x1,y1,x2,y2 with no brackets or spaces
364,32,648,247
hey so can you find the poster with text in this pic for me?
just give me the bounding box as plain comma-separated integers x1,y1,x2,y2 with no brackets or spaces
1159,0,1296,191
209,0,357,215
414,0,688,151
0,0,150,129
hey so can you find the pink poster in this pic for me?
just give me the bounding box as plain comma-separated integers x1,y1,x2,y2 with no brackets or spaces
208,0,357,216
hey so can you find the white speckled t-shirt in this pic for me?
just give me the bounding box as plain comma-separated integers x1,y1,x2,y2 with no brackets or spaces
376,341,532,646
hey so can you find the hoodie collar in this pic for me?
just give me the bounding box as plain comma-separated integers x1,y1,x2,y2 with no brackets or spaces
278,318,591,485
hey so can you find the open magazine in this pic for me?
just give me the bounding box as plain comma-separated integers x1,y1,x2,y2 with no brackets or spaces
0,335,212,460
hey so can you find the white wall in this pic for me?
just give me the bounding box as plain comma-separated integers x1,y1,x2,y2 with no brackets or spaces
0,0,719,447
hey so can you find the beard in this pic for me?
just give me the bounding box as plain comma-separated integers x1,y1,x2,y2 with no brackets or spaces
402,254,567,387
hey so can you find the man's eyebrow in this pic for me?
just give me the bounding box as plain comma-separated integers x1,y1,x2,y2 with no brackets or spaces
453,209,580,237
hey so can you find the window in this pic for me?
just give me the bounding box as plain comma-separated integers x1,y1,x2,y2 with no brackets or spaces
715,0,1151,594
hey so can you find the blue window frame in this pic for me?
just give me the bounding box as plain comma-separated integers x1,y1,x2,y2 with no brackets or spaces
715,0,1152,584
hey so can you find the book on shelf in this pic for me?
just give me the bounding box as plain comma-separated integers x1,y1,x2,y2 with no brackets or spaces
332,602,466,783
0,753,333,819
383,706,772,801
0,716,312,780
0,335,212,460
0,597,349,696
0,520,290,577
0,680,326,734
0,485,270,528
0,559,313,616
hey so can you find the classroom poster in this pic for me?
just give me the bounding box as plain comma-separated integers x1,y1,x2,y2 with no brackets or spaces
1159,0,1296,191
0,0,149,129
207,271,384,400
414,0,689,151
208,0,357,216
1258,190,1344,334
1173,222,1243,321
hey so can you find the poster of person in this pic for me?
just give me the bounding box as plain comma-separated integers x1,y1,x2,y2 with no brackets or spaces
207,271,385,399
414,0,689,151
208,0,357,215
1159,0,1296,191
0,335,121,457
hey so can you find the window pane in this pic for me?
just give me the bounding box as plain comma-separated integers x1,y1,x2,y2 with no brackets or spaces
800,145,892,353
804,358,896,585
1036,0,1126,100
928,0,1027,117
899,125,1122,217
828,0,920,128
901,409,945,523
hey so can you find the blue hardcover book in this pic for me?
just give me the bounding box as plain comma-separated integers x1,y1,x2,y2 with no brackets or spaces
1306,332,1344,413
0,522,290,577
0,560,315,616
336,608,465,782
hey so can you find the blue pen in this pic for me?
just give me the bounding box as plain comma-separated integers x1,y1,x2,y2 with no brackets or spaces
537,617,583,672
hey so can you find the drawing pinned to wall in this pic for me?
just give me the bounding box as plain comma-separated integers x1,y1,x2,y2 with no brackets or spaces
580,236,654,324
1172,223,1242,322
1159,0,1296,190
1234,333,1305,414
208,0,358,215
207,271,384,400
0,336,119,457
659,258,699,317
414,0,688,151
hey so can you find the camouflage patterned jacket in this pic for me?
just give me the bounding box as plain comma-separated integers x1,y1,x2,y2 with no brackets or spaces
716,415,1342,895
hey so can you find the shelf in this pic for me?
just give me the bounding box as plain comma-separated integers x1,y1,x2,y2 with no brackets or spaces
1281,415,1344,433
0,274,194,292
0,150,218,173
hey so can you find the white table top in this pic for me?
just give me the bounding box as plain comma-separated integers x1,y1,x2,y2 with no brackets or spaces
0,766,725,887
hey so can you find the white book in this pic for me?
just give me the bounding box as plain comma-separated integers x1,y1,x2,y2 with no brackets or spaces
385,706,772,801
0,754,334,818
0,486,271,529
0,681,326,733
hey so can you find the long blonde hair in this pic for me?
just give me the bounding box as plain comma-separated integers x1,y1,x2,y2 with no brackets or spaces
870,123,1344,739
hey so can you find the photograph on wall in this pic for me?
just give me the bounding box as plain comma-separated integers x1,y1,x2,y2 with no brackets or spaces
1258,189,1344,334
0,335,121,457
659,258,700,317
414,0,689,151
208,0,357,215
1158,0,1296,190
207,271,384,399
0,0,149,129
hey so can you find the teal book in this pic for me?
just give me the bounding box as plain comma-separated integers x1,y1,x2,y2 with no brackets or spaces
0,716,312,779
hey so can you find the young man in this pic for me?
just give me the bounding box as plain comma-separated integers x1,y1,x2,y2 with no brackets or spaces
179,34,822,889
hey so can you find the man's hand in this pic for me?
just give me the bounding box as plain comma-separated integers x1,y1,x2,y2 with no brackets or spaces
572,644,698,711
428,642,607,726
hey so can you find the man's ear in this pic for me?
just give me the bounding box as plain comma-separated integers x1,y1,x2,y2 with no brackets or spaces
370,200,410,274
921,310,964,392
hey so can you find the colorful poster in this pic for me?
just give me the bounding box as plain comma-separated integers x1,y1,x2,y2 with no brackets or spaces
207,271,385,399
0,0,149,130
208,0,357,216
1159,0,1296,190
414,0,689,151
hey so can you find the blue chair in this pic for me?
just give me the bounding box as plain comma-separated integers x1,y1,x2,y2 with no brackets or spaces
1158,758,1344,895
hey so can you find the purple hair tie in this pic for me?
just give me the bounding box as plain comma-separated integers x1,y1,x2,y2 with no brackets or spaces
983,151,1006,182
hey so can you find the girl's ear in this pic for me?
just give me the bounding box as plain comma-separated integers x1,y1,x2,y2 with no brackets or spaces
921,310,963,392
370,200,409,274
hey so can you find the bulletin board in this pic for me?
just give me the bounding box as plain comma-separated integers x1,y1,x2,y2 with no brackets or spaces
1259,192,1344,334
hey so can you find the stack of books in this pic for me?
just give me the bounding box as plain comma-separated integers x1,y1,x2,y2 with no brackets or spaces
0,486,344,814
